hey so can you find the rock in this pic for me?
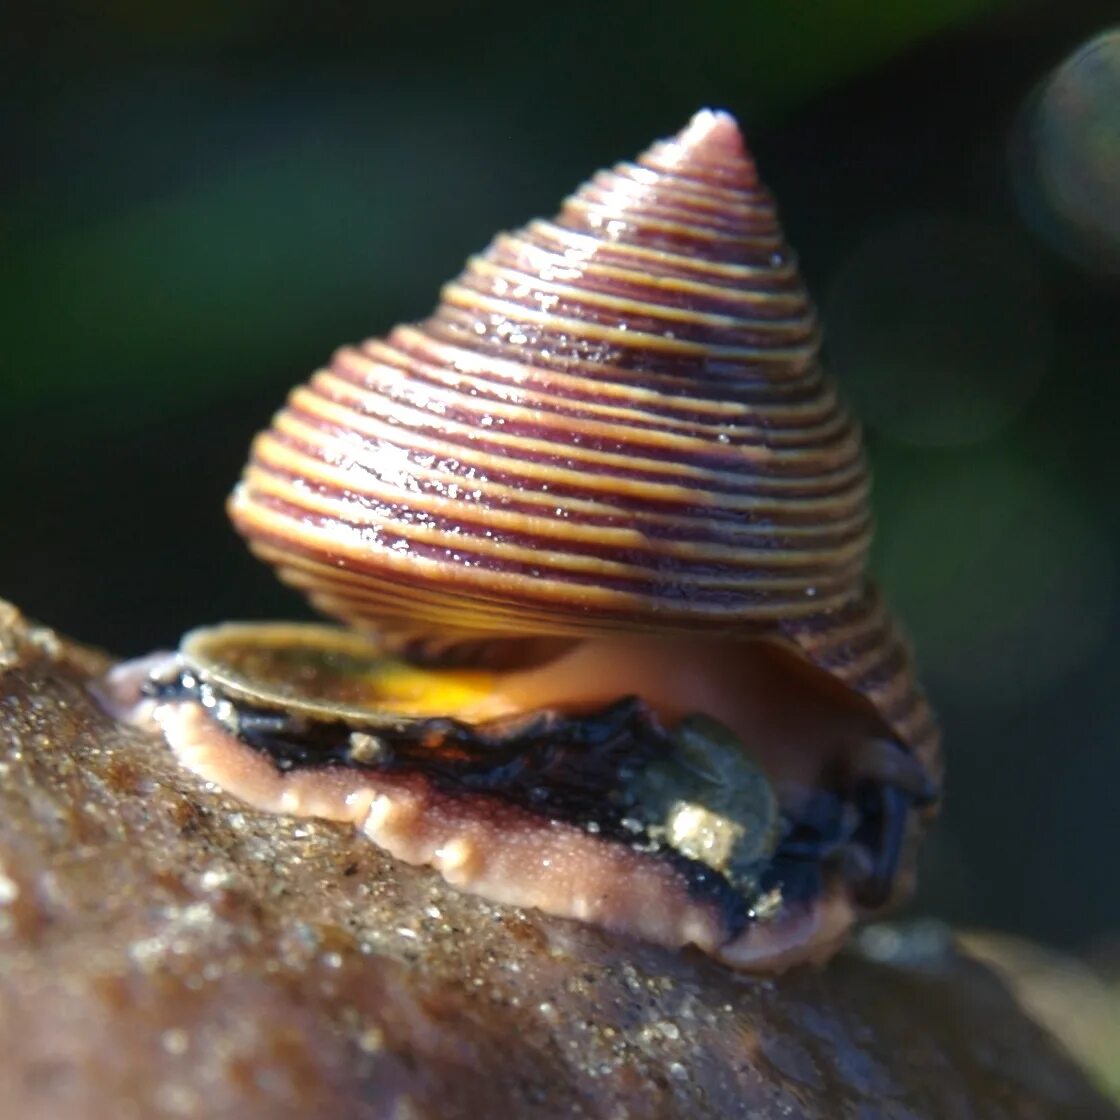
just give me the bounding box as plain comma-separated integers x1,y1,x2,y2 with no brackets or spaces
0,599,1114,1119
960,931,1120,1106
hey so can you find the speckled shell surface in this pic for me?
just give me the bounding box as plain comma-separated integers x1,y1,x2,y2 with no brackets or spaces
229,111,938,766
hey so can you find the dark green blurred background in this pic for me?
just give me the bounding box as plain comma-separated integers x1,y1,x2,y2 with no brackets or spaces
3,1,1118,959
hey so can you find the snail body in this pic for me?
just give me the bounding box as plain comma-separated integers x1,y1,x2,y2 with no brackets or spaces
105,111,939,971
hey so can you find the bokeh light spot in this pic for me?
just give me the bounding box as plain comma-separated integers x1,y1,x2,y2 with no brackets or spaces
825,215,1052,446
1013,26,1120,273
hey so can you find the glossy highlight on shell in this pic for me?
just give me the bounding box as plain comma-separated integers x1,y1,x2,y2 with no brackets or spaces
104,109,941,973
233,111,862,634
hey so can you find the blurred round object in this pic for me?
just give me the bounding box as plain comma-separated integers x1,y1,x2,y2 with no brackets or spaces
825,215,1051,446
876,455,1114,704
1013,27,1120,273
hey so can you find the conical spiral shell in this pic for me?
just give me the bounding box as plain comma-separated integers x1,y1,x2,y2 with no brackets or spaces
230,110,937,767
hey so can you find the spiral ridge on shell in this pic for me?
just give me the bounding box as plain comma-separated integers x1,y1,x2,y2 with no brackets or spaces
230,110,937,764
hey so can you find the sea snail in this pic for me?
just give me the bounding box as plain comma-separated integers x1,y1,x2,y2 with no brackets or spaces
104,109,940,972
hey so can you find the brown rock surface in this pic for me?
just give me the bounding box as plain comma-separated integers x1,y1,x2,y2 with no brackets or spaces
0,598,1114,1119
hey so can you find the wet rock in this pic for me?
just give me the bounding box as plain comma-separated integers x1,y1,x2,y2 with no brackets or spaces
0,599,1114,1119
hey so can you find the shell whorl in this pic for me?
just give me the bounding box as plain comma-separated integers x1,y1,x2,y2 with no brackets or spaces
232,112,868,630
229,110,935,761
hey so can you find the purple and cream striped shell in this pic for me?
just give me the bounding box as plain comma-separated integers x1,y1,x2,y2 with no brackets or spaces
229,110,938,776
